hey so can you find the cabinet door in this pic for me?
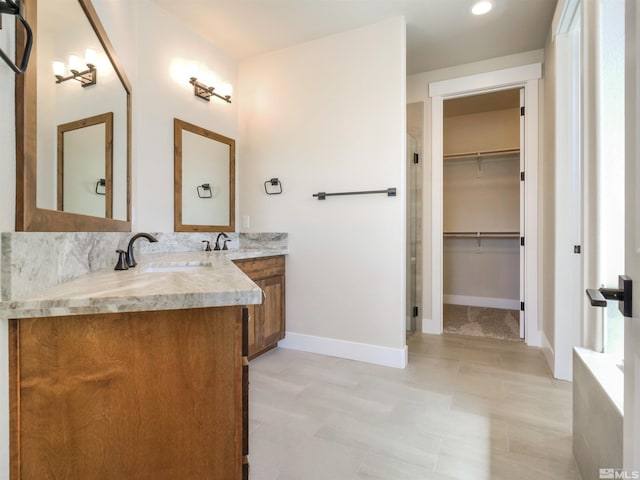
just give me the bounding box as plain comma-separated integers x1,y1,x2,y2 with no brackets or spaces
258,275,285,348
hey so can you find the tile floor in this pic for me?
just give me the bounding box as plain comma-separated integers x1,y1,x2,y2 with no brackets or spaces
249,333,580,480
443,304,521,342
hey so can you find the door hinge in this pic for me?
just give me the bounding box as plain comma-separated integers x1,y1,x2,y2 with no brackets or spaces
574,245,581,254
412,306,419,317
520,302,525,311
520,171,525,181
520,237,525,246
520,106,525,116
413,153,419,164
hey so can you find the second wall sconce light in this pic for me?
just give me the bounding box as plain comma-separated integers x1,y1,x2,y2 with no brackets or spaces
189,76,232,103
53,48,97,87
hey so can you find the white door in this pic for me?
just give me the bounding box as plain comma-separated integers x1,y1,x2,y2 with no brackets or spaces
624,0,640,469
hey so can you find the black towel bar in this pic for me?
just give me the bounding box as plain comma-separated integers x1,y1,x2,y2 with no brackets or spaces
313,187,396,200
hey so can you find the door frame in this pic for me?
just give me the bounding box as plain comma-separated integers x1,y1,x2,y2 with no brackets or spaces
427,64,542,346
624,0,640,469
553,0,583,381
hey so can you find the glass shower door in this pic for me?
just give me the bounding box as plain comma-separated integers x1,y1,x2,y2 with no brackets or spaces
407,134,418,333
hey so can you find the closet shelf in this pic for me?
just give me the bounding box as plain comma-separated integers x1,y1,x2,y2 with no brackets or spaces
443,148,520,161
443,231,520,239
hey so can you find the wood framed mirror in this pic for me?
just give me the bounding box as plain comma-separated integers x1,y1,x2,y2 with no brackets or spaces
174,118,235,232
57,112,113,218
15,0,131,231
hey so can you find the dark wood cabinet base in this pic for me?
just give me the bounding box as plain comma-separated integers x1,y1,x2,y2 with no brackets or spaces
10,307,247,480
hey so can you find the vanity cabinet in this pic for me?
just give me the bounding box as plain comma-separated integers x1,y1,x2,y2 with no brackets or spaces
9,306,249,480
233,255,286,359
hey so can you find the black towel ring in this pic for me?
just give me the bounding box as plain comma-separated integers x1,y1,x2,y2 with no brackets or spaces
0,1,33,75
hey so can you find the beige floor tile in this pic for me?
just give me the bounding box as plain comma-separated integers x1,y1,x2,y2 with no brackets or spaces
248,334,578,479
251,421,364,480
507,421,575,464
354,452,446,480
315,411,441,470
452,390,573,433
458,360,555,388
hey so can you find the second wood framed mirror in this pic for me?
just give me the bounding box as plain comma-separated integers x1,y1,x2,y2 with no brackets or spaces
57,112,113,218
174,118,235,232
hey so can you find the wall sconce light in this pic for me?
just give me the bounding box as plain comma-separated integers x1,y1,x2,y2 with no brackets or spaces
53,48,97,87
189,77,232,103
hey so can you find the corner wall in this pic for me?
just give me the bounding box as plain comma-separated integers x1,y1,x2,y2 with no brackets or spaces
542,26,557,371
238,17,407,366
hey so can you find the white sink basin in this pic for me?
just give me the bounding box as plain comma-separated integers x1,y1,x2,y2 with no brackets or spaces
141,263,211,273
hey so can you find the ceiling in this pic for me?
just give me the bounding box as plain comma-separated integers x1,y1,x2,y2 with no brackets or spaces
151,0,557,75
444,88,520,117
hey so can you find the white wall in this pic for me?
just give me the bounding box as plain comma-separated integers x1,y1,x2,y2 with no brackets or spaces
238,17,407,366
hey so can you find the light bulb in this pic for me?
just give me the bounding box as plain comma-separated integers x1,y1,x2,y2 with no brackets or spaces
218,82,233,98
186,62,199,81
52,60,65,77
203,72,218,89
471,1,493,15
85,48,97,66
68,54,82,72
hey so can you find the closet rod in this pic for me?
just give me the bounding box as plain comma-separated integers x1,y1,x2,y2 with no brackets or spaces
443,231,519,238
443,148,520,161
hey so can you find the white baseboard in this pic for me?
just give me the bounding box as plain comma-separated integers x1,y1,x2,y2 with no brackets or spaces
443,294,520,310
421,317,441,335
541,330,556,376
278,332,408,369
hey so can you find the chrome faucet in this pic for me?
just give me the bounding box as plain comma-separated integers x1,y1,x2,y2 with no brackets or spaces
126,232,158,267
214,232,229,251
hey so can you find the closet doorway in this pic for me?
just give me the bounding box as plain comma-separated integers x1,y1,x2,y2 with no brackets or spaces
428,63,541,347
442,89,524,341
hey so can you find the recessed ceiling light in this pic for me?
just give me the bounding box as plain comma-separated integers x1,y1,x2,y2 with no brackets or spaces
471,1,494,15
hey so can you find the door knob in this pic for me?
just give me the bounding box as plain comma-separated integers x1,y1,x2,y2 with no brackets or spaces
586,275,632,317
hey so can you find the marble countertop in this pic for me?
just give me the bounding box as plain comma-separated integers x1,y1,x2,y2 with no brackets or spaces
0,248,287,319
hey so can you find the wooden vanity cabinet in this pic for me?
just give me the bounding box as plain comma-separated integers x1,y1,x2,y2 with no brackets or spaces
9,306,249,480
233,255,286,359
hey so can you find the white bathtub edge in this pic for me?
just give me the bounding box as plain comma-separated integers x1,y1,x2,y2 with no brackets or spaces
573,346,624,416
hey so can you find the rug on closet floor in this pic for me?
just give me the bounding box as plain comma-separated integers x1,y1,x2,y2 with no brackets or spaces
443,304,521,342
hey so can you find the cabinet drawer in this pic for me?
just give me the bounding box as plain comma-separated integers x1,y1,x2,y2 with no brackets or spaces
233,255,285,280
